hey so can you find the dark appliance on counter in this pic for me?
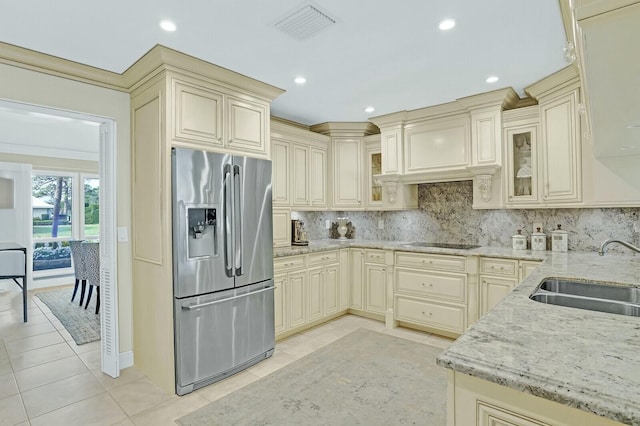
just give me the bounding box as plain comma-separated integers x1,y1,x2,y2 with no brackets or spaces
172,147,274,395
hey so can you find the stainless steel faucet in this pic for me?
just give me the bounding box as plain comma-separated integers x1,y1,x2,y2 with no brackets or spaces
598,238,640,256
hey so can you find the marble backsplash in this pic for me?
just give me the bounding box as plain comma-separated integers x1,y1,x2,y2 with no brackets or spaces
291,181,640,254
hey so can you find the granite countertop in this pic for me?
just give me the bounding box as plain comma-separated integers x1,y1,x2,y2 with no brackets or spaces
273,239,547,261
436,251,640,424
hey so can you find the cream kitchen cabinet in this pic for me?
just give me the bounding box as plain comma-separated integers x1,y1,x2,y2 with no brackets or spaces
273,255,308,337
171,75,273,158
339,249,350,310
365,138,383,209
350,248,365,311
349,248,387,320
364,249,387,315
308,250,340,321
332,137,364,209
291,144,328,208
479,257,541,317
272,208,291,248
503,106,541,205
394,251,468,336
271,118,329,210
271,139,290,206
524,68,582,206
449,372,622,426
273,274,287,334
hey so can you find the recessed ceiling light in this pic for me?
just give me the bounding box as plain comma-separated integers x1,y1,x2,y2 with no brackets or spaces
486,75,499,83
365,106,375,113
626,123,640,129
294,76,306,85
160,20,177,32
438,19,456,31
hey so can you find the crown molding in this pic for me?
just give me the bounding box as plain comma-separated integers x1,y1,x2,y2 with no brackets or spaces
309,121,380,136
122,44,284,101
0,42,126,91
525,65,580,100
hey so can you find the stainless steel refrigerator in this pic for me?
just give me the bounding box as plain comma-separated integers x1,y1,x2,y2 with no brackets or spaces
171,147,274,396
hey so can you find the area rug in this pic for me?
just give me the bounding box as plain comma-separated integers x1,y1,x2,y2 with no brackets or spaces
36,287,100,345
178,328,447,425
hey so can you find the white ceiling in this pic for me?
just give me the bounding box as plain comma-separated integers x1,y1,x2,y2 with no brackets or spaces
0,0,568,125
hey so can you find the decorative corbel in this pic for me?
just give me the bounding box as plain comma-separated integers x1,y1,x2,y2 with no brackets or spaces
476,174,493,202
384,181,398,204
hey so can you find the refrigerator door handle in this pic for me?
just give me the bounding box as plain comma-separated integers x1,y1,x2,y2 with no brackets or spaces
181,286,273,310
233,164,243,276
223,164,234,277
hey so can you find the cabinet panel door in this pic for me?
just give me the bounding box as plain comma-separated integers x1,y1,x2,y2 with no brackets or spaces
324,264,340,315
274,274,287,334
350,249,364,310
541,89,581,202
366,145,383,208
333,137,362,207
308,267,323,321
404,118,470,172
395,296,465,334
291,144,310,206
287,271,307,328
339,249,350,310
271,139,290,206
480,276,518,317
365,264,387,314
309,147,327,207
272,209,290,248
381,130,401,174
226,96,268,155
505,124,539,204
173,80,223,145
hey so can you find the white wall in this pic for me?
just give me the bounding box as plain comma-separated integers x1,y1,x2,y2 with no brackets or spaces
0,62,133,353
0,162,31,292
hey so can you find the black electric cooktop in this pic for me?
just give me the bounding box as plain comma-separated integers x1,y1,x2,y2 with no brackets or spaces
403,242,480,250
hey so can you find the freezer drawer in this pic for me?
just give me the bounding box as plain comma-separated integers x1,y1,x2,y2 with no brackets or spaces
174,281,275,395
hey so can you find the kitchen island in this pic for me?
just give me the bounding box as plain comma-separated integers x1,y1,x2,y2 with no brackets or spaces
437,251,640,425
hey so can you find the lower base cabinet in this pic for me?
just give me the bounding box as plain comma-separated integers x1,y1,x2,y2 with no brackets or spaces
448,372,622,426
364,262,386,315
274,250,345,339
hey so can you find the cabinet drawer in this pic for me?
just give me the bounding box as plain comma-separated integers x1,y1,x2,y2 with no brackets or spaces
364,249,385,264
308,250,339,266
396,268,466,303
274,255,306,272
395,296,465,334
480,257,518,277
396,252,466,272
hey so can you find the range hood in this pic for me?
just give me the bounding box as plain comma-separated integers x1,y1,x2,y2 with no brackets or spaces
576,1,640,157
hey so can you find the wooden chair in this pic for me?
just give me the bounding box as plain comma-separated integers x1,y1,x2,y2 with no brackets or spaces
81,241,100,314
68,240,88,305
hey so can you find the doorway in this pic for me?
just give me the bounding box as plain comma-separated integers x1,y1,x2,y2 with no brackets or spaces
0,99,120,377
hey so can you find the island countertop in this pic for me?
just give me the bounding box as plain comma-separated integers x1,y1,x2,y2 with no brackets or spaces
436,251,640,424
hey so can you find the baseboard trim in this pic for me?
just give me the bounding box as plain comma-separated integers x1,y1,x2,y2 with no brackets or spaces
119,351,134,369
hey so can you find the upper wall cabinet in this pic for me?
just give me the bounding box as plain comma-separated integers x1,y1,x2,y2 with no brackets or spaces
525,67,583,206
171,74,275,158
271,118,330,210
571,0,640,158
370,88,518,201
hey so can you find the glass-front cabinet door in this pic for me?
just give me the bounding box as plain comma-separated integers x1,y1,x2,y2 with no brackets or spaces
505,125,538,204
366,144,383,208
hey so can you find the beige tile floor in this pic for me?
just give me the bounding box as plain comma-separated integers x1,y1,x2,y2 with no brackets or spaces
0,286,454,425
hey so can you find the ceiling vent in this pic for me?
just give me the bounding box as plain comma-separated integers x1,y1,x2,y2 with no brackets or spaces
274,4,337,41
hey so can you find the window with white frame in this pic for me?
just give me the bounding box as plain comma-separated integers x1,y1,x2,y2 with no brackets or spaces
32,171,99,276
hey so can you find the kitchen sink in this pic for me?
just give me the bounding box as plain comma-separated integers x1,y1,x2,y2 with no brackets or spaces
530,278,640,317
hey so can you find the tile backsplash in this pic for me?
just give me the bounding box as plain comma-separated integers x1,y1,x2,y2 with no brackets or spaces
292,181,640,254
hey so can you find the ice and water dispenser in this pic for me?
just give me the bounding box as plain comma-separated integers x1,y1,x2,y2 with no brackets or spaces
187,207,217,258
